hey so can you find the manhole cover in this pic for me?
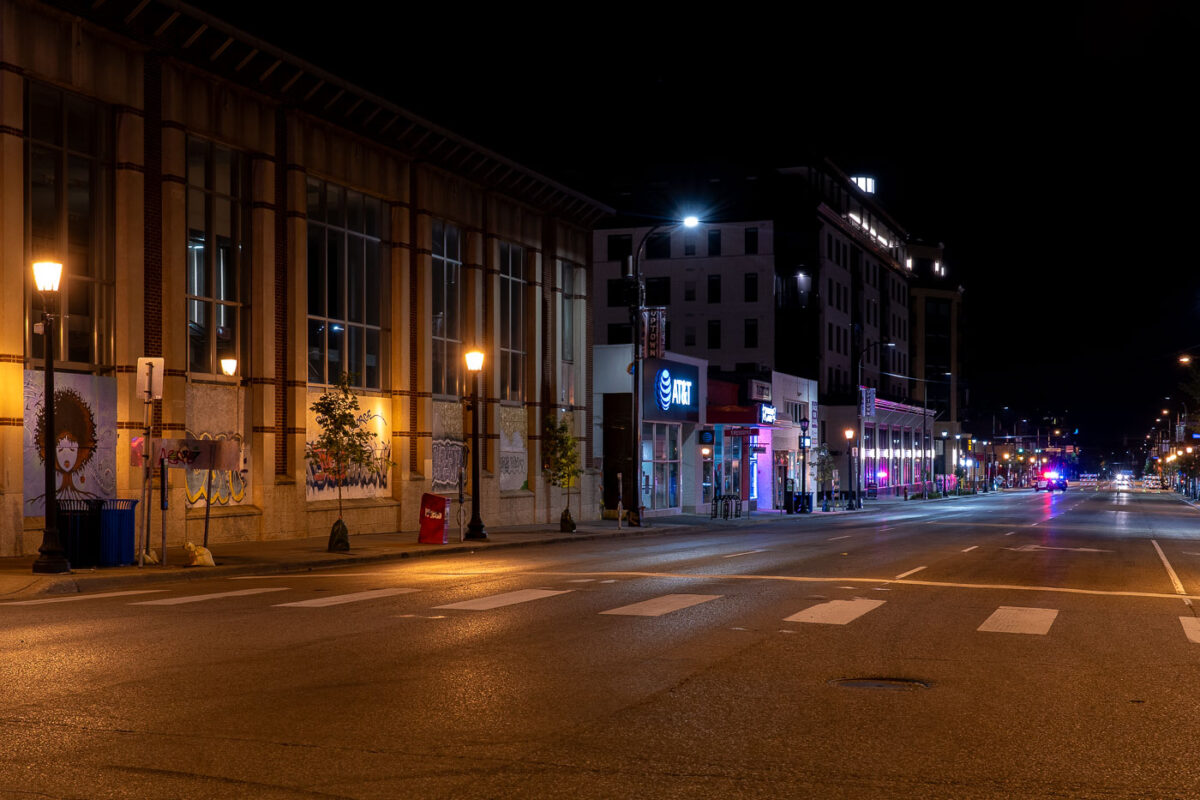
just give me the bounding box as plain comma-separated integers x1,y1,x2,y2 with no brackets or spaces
830,678,930,691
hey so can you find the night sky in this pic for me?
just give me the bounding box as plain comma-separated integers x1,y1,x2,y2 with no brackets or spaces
196,1,1197,463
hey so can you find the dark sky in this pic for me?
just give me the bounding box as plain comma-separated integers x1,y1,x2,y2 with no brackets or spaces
197,1,1198,459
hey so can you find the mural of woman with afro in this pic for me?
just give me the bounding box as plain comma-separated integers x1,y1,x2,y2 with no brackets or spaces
34,387,99,501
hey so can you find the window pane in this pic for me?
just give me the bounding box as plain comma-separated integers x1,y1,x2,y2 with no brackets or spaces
187,137,207,188
348,238,364,323
347,324,362,385
444,262,458,339
216,228,236,301
365,328,380,389
30,146,59,247
432,219,444,258
432,261,445,338
66,284,94,363
499,278,510,348
189,298,211,373
216,303,237,364
364,197,381,238
346,190,363,232
306,179,322,220
188,188,208,295
446,223,459,260
327,322,344,382
307,319,325,383
326,230,344,321
29,84,61,146
365,243,381,326
307,226,323,316
327,185,344,228
213,145,231,195
432,338,445,395
66,157,92,266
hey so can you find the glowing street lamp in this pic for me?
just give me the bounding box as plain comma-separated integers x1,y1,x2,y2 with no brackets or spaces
465,349,487,540
626,214,701,525
844,428,855,510
32,261,69,574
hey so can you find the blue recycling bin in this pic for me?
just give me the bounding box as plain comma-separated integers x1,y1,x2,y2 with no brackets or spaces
100,499,138,567
58,499,103,568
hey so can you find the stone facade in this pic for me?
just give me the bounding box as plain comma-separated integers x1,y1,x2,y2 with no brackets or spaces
0,0,606,555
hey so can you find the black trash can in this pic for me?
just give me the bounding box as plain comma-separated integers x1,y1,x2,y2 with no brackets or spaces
100,499,138,566
58,499,103,568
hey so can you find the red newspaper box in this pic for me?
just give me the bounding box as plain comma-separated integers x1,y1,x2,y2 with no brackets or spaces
418,493,449,544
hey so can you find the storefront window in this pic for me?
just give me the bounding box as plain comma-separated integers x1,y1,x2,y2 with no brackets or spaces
641,422,682,510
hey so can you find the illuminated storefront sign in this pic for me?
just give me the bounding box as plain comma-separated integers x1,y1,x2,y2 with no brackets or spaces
643,358,699,422
759,404,777,424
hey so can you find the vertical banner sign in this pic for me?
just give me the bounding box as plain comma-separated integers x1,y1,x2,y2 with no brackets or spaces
861,387,876,418
644,308,666,359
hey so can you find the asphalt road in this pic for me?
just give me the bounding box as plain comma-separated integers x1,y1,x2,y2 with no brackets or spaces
4,490,1200,799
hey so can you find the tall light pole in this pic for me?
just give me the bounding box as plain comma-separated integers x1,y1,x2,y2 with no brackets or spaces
856,339,893,508
627,215,698,525
465,349,487,541
32,260,70,574
844,428,855,510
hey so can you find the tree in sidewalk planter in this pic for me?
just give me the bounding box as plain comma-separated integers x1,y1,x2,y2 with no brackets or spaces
306,373,391,552
814,444,835,512
544,412,581,532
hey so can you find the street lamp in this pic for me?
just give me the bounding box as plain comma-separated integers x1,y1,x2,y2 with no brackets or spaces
856,339,894,507
627,215,699,525
32,260,69,574
465,349,487,541
844,428,855,510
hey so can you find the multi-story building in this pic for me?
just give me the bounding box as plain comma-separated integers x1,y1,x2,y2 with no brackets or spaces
592,160,961,499
1,0,610,557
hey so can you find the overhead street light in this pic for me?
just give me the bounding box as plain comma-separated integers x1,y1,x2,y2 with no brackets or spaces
626,214,700,525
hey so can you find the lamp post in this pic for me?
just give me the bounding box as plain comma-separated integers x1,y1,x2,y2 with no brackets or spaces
465,349,487,540
856,340,894,508
799,418,810,513
32,261,70,574
627,215,698,525
844,428,855,510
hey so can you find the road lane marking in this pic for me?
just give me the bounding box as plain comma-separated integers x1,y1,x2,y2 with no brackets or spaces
1,590,167,606
828,535,851,541
895,567,926,579
1181,618,1200,643
723,550,767,559
977,606,1058,635
274,588,419,608
1005,544,1112,553
600,593,721,617
1152,539,1192,607
962,546,979,553
1005,531,1016,536
132,588,290,605
435,588,571,610
878,526,896,532
565,579,596,583
785,598,885,625
229,572,398,580
519,570,1200,600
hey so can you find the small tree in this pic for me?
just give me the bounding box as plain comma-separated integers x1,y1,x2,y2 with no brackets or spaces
307,373,386,549
814,444,835,511
544,412,581,531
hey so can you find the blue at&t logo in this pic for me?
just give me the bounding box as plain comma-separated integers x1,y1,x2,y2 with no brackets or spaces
656,369,692,412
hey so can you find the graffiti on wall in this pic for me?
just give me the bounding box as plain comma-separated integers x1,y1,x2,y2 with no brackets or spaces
305,442,392,500
499,405,528,492
23,371,117,513
183,431,247,506
432,438,466,492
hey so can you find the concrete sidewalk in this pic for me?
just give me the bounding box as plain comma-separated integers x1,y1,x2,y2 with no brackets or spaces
0,490,988,600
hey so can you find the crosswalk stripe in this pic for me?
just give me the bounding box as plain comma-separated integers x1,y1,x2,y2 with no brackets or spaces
600,594,721,617
977,606,1058,635
434,588,570,611
274,588,419,608
784,598,885,625
1,590,167,606
131,588,291,606
1180,617,1200,643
